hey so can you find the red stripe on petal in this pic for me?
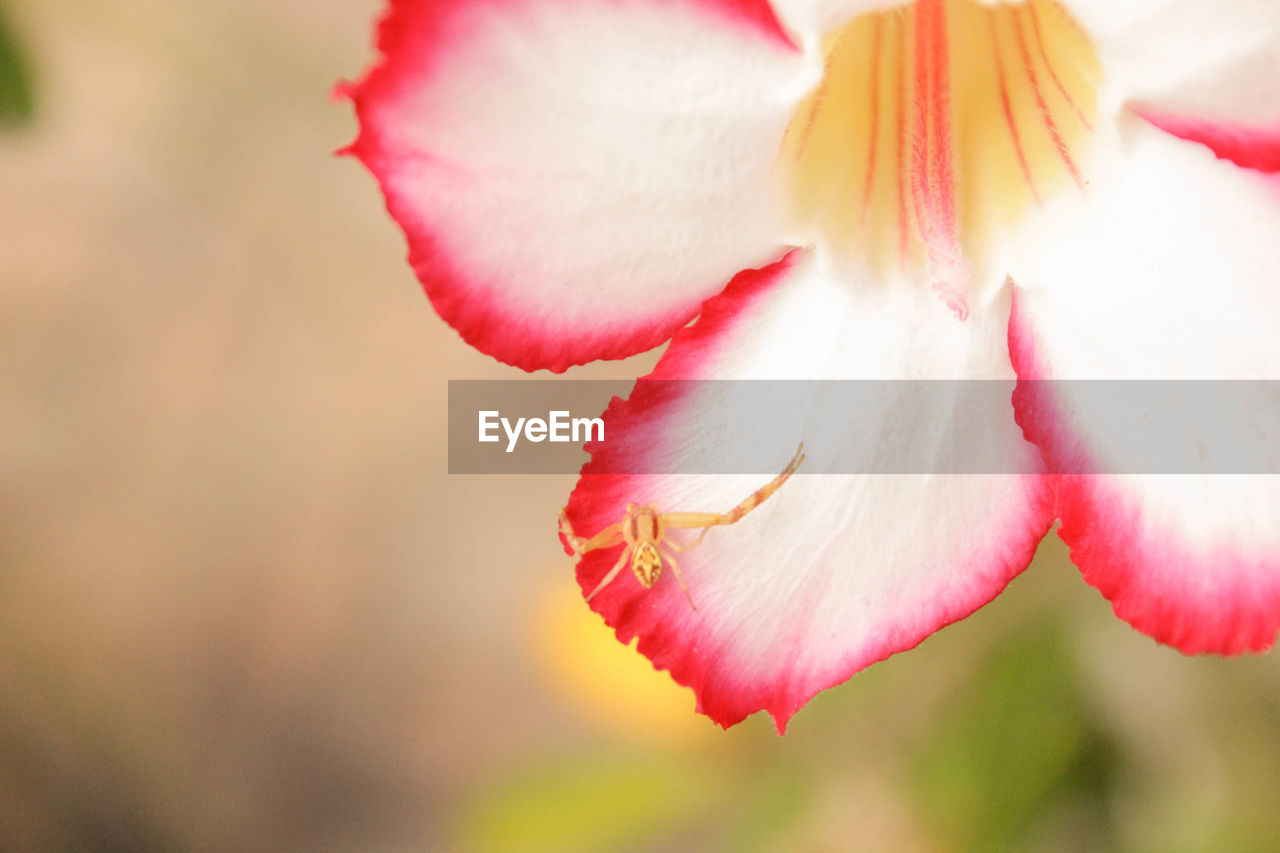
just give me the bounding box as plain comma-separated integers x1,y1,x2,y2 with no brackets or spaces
895,19,910,264
1026,0,1091,133
989,14,1040,206
908,0,970,319
1013,7,1083,190
859,16,884,228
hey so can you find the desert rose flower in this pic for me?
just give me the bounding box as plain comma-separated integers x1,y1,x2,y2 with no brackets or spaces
342,0,1280,730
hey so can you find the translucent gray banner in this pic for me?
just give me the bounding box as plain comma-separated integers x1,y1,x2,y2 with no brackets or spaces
448,380,1280,475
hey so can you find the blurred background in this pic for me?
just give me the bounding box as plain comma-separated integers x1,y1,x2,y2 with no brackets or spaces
2,1,1280,850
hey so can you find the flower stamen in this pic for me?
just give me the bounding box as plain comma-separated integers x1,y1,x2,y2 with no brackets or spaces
780,0,1103,312
912,0,971,317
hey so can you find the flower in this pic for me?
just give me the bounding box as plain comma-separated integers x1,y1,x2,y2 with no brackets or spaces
341,0,1280,731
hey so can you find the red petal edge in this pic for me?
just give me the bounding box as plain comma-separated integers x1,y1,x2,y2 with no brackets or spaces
564,255,1053,731
1136,107,1280,174
1009,289,1280,654
336,0,797,373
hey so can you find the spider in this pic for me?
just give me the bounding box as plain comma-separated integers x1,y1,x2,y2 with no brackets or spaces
558,444,805,610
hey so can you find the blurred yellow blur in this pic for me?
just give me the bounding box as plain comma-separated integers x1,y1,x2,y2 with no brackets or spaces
531,573,720,745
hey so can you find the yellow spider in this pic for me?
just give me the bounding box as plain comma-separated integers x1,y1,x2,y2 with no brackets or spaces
559,444,805,610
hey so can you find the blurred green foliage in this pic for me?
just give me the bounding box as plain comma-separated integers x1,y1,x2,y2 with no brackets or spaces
459,601,1280,853
910,621,1118,851
460,753,731,853
717,768,813,852
461,622,1117,852
0,3,33,127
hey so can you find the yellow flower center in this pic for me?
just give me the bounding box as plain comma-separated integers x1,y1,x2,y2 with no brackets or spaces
780,0,1102,316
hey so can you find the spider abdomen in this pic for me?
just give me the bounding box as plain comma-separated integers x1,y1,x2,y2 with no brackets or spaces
631,542,663,587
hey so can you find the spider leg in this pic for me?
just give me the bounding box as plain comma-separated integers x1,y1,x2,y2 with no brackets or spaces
661,443,805,534
662,530,708,553
682,527,713,551
559,508,625,555
584,545,634,603
661,549,697,611
662,534,690,553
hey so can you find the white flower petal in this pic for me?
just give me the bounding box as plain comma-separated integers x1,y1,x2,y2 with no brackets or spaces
1008,117,1280,653
343,0,814,371
564,252,1051,730
1065,0,1280,126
